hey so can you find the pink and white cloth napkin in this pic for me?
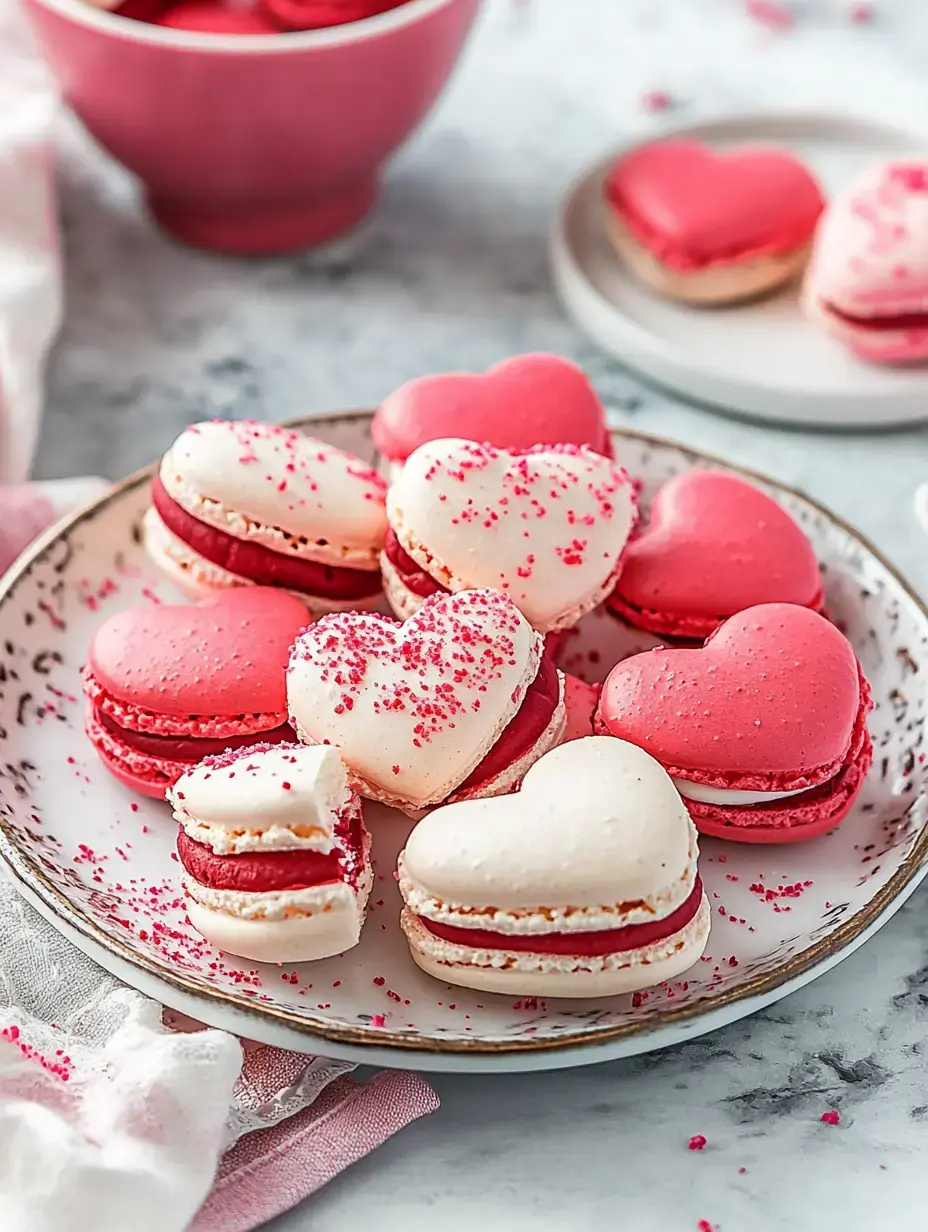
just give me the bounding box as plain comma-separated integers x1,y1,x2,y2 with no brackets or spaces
0,6,436,1230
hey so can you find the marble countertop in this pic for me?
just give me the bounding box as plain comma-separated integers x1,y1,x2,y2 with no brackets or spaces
35,1,928,1229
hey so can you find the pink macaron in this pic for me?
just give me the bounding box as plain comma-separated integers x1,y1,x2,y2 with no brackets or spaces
83,588,310,798
171,742,371,963
604,139,824,305
595,604,873,844
287,588,567,818
398,736,710,998
371,354,612,479
803,161,928,363
607,470,823,641
144,419,387,616
382,438,637,633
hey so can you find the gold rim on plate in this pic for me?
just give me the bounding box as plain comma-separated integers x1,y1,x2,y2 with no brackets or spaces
0,412,925,1055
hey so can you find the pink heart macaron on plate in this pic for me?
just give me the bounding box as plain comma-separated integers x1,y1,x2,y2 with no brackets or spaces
603,138,824,305
371,354,612,478
597,604,873,844
144,419,387,616
607,470,823,640
287,588,566,816
383,439,636,632
0,413,925,1071
803,161,928,363
82,587,310,798
399,736,711,998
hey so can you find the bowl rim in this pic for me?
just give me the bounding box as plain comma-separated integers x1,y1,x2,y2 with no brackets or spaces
26,0,464,54
1,411,926,1056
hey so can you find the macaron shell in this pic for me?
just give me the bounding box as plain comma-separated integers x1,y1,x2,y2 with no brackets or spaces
597,604,862,784
161,420,387,551
605,139,824,269
612,470,822,629
169,743,347,835
88,588,310,719
401,736,695,912
804,161,928,315
388,440,636,632
372,354,611,462
287,589,542,807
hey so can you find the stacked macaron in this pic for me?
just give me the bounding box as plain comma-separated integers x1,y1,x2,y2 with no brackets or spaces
83,588,309,797
171,743,372,962
382,438,636,631
287,588,565,816
398,737,710,997
144,419,387,615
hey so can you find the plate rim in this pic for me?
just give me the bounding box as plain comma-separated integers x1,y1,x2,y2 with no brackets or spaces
1,410,926,1058
550,108,928,428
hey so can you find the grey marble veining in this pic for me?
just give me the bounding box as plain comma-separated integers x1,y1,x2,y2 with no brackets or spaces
34,1,928,1228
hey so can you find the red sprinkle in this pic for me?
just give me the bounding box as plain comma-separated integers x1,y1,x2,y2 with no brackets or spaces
821,1109,840,1126
688,1134,708,1151
745,0,793,29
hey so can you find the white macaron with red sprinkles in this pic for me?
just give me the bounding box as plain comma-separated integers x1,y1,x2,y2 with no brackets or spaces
171,742,372,964
382,438,636,632
398,736,710,998
144,419,387,615
287,588,566,818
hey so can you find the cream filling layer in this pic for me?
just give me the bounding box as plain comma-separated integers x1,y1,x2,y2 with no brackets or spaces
672,778,811,806
161,467,382,571
401,894,711,976
176,815,336,856
397,825,699,936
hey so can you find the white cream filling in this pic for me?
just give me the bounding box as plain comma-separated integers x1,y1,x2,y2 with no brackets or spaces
672,778,811,806
160,468,381,571
398,825,699,935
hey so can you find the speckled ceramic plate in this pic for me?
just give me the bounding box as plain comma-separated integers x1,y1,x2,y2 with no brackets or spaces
0,414,925,1072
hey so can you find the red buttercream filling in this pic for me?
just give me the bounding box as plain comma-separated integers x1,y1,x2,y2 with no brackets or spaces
383,528,447,598
456,652,560,792
824,302,928,332
151,475,382,599
177,804,364,892
419,877,703,956
96,708,293,763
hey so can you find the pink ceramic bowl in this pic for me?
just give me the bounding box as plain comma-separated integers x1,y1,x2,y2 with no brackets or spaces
26,0,480,254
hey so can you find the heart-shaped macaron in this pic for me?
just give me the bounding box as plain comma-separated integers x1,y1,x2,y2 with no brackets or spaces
596,604,872,842
372,354,612,467
84,588,310,796
608,470,822,639
605,139,824,267
89,589,309,720
385,439,636,632
803,161,928,362
287,589,557,812
398,736,710,997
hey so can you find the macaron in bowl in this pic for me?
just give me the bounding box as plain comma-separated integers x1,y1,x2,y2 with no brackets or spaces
144,419,387,616
803,161,928,363
371,354,612,481
604,138,824,305
607,469,823,641
172,742,372,962
382,437,636,632
287,588,566,817
398,736,711,998
82,588,309,797
596,604,873,844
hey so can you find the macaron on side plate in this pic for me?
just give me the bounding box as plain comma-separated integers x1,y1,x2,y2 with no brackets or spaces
0,412,925,1073
552,112,928,428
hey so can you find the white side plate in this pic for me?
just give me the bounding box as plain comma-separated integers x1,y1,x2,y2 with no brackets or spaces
551,112,928,427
